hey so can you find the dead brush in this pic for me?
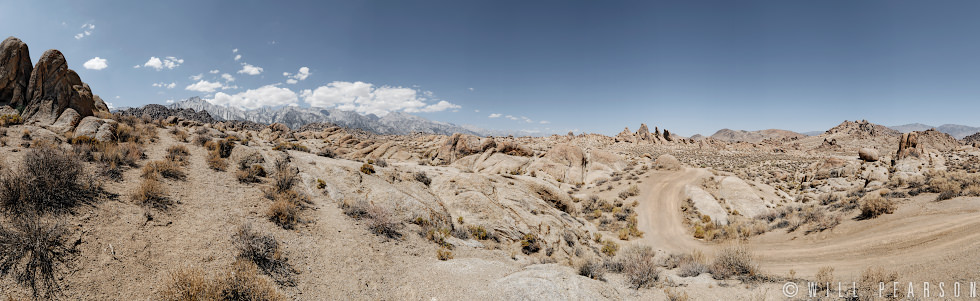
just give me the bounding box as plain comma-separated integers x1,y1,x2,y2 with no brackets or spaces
263,158,298,199
231,224,295,286
165,145,190,165
131,177,170,210
206,150,227,171
0,145,99,215
158,260,287,301
616,245,659,289
142,160,186,181
0,215,72,299
709,242,757,280
365,204,400,239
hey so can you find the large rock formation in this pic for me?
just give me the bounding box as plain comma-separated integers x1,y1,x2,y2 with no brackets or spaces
0,36,32,108
117,104,216,124
23,49,99,125
858,148,879,162
896,132,920,160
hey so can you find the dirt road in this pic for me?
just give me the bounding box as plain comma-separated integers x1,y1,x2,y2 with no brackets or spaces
636,168,980,280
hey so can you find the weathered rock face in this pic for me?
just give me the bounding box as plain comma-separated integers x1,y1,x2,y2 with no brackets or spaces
636,123,652,141
858,148,879,162
0,37,32,108
23,49,97,125
663,129,673,142
436,133,486,163
92,94,109,113
897,132,920,159
49,108,81,134
614,127,634,143
527,144,587,184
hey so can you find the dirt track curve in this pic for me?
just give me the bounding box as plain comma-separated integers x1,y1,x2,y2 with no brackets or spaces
636,168,980,280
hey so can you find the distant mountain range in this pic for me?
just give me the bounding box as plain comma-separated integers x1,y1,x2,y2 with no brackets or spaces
888,123,980,139
708,128,806,143
167,97,523,137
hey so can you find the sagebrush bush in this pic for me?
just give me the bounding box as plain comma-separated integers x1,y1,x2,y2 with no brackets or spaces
617,245,658,289
360,163,375,175
267,198,300,229
0,146,98,215
0,216,71,299
859,195,895,219
578,258,606,281
236,164,266,184
237,152,265,171
192,134,211,146
231,224,294,286
205,139,235,158
366,205,399,239
601,240,618,256
142,160,186,181
264,158,298,198
709,243,756,279
414,171,432,187
0,114,22,126
273,142,309,152
159,261,287,301
206,150,227,171
165,145,190,165
436,247,453,261
131,177,170,210
521,233,541,254
171,129,189,142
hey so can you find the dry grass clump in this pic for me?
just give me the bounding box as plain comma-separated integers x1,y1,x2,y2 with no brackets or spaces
615,245,659,289
142,160,187,181
709,242,757,279
170,128,189,142
237,152,265,170
0,146,98,215
158,260,287,301
131,177,170,210
436,247,453,261
365,205,400,239
266,193,301,229
675,250,708,277
814,266,835,291
520,233,541,254
859,194,895,219
264,158,298,199
273,141,309,152
0,216,71,299
165,145,190,165
206,150,227,171
414,171,432,187
192,134,211,146
205,139,235,158
0,113,22,126
237,164,266,184
857,266,899,300
618,185,640,200
231,224,294,286
360,163,375,175
600,240,618,256
578,258,606,281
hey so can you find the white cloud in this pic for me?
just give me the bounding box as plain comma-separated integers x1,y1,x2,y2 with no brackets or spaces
300,81,460,116
221,73,235,82
74,23,94,39
105,102,115,109
474,109,480,113
539,120,550,124
82,57,108,70
152,82,176,89
232,48,238,53
142,56,183,70
185,80,225,93
165,99,176,104
234,54,242,61
488,113,502,118
468,87,474,91
238,63,263,75
189,73,203,81
209,69,220,74
521,116,533,123
505,115,518,121
286,79,298,84
208,85,298,110
282,67,310,83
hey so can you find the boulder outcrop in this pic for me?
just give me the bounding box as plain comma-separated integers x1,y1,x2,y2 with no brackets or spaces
0,37,32,108
23,49,98,125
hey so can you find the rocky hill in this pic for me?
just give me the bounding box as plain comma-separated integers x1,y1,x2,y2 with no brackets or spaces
709,128,805,143
889,123,980,139
117,104,216,124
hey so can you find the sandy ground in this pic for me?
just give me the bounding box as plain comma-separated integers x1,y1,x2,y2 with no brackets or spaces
636,167,980,283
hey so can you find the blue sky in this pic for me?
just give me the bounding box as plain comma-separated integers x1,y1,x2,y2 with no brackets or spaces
2,1,980,136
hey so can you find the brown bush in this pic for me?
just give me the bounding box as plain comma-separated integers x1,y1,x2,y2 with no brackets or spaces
414,171,432,187
142,160,186,181
436,247,453,261
814,266,834,291
165,145,190,165
0,114,22,126
360,163,375,175
578,258,606,281
237,152,265,171
131,178,170,210
366,205,399,239
159,261,287,301
206,150,227,171
521,233,541,254
237,164,266,184
859,195,895,219
267,198,300,229
316,147,335,158
171,129,189,142
0,146,98,215
192,134,211,146
618,245,658,289
857,267,899,300
273,142,309,152
0,216,71,299
159,268,215,300
231,224,294,286
205,139,235,158
265,158,298,198
709,243,756,279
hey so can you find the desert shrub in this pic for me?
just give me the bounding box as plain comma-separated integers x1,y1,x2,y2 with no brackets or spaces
316,147,335,158
206,150,227,171
0,216,71,299
237,165,266,184
0,146,97,215
600,240,618,256
341,199,370,218
231,224,294,286
709,243,756,279
414,172,432,187
165,145,190,165
436,247,453,261
171,129,189,142
192,134,211,146
267,198,300,229
857,267,899,300
814,266,835,290
676,250,708,277
859,195,895,219
936,190,959,201
273,142,309,152
114,123,134,143
360,163,375,175
467,225,489,240
316,178,326,189
237,152,265,171
578,258,606,281
618,245,658,289
0,114,22,126
366,205,400,239
665,289,690,301
521,233,541,254
97,142,144,168
159,261,287,301
264,158,298,198
142,160,186,181
131,177,170,210
204,139,235,158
